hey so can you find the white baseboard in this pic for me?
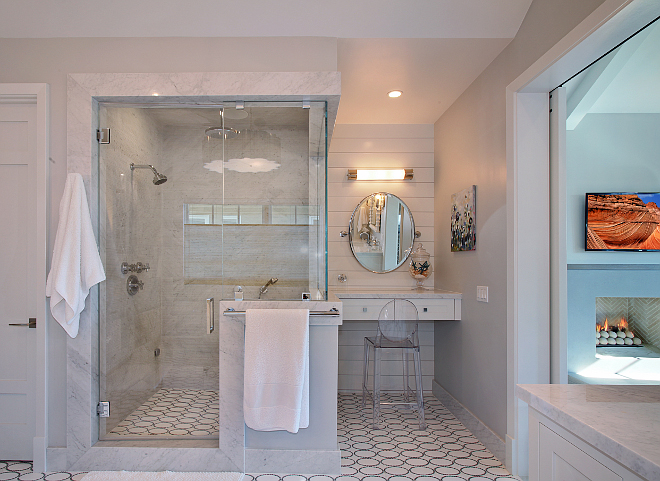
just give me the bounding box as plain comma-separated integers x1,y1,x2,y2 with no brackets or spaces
32,437,47,473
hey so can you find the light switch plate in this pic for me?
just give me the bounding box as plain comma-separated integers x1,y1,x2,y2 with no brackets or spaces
477,286,489,302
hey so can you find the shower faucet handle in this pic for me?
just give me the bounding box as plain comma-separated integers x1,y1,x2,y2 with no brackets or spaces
136,262,150,273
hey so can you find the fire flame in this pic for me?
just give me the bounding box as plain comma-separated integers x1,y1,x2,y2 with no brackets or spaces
596,317,631,333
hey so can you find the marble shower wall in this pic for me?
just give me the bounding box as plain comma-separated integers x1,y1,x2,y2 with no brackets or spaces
99,107,163,432
158,113,313,389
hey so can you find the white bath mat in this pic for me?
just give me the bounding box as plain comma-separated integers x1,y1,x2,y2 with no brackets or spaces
82,471,244,481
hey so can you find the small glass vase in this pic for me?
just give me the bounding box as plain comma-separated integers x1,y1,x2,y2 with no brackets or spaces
409,243,432,288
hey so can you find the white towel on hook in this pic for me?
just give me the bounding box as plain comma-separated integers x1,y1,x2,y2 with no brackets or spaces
46,173,105,338
244,309,309,433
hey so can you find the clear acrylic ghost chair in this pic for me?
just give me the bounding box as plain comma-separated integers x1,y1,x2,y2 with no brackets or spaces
362,299,426,430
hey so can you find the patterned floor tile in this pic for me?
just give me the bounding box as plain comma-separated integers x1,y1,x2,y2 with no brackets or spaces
106,388,218,438
2,393,519,480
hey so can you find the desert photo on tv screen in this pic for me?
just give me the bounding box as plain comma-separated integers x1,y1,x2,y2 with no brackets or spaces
587,193,660,251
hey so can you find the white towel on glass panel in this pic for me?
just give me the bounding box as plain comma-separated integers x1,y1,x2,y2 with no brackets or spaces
244,308,309,433
45,173,105,338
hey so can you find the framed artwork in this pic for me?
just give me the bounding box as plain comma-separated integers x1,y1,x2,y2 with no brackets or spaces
451,185,476,252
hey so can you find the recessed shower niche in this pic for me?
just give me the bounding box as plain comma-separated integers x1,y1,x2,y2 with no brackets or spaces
97,102,328,442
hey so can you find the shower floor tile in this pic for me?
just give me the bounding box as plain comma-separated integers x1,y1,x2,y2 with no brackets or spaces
107,388,219,438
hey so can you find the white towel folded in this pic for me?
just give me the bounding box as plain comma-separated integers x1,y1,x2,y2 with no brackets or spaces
244,308,309,433
46,173,105,338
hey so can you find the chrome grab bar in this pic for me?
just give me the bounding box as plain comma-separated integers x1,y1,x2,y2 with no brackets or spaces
207,298,215,334
223,307,340,317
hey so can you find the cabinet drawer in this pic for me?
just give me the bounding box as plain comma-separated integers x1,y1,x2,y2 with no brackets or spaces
342,298,457,321
342,299,390,320
410,299,455,320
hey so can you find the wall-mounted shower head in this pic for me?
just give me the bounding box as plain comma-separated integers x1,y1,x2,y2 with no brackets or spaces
130,163,168,185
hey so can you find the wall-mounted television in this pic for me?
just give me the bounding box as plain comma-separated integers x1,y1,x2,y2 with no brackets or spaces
586,192,660,251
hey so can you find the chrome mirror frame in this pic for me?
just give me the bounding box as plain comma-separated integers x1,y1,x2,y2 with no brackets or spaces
348,192,416,273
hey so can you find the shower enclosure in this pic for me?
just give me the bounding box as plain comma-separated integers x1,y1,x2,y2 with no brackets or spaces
97,101,328,442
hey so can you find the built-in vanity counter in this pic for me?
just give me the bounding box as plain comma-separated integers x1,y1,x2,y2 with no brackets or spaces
517,384,660,481
332,289,461,392
334,288,462,321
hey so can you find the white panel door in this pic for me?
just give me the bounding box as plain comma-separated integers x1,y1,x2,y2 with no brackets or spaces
0,99,38,460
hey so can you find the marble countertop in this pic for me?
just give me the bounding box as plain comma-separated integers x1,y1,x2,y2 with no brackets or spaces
332,288,462,299
219,299,343,326
516,384,660,480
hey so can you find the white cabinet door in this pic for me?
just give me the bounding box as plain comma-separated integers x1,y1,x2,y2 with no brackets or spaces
539,423,622,481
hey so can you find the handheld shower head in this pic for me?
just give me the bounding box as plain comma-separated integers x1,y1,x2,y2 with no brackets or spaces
130,163,168,185
258,277,279,298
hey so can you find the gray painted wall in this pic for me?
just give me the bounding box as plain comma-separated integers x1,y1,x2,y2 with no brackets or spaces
0,36,337,447
433,0,607,439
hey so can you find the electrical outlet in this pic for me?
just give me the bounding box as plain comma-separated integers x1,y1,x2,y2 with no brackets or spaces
477,286,489,302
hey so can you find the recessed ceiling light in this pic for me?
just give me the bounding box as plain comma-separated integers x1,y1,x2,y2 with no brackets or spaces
388,90,402,98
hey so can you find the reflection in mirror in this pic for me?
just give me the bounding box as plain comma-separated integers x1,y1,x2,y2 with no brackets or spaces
348,192,415,273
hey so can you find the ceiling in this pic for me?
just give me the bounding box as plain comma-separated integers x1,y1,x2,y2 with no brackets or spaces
0,0,535,124
565,18,660,129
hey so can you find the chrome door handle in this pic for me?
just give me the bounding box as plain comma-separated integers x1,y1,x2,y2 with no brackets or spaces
207,298,215,334
9,318,36,328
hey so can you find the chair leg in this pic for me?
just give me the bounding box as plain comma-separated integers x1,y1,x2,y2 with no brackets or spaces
373,346,382,429
413,347,426,430
362,339,369,409
402,350,411,402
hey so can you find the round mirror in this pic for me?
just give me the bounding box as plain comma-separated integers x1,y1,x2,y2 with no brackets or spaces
348,192,415,273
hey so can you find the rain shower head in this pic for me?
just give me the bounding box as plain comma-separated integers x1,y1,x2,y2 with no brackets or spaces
205,126,239,140
130,163,168,185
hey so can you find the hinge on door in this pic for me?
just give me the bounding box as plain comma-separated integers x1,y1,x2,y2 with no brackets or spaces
97,401,110,417
97,128,110,144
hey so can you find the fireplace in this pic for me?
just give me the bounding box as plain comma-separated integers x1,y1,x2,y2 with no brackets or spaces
595,297,660,349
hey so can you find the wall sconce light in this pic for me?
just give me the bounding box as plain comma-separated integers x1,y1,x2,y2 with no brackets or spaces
347,169,413,181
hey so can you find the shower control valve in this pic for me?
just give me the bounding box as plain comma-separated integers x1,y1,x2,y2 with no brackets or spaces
126,275,144,296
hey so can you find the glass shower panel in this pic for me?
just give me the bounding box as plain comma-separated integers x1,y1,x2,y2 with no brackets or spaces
217,102,327,300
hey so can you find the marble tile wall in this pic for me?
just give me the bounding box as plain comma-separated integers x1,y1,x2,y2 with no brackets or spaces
99,107,163,433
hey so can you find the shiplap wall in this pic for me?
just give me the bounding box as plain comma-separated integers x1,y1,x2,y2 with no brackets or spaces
328,124,435,391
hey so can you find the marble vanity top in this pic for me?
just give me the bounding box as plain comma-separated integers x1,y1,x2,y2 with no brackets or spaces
516,384,660,480
332,288,462,299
